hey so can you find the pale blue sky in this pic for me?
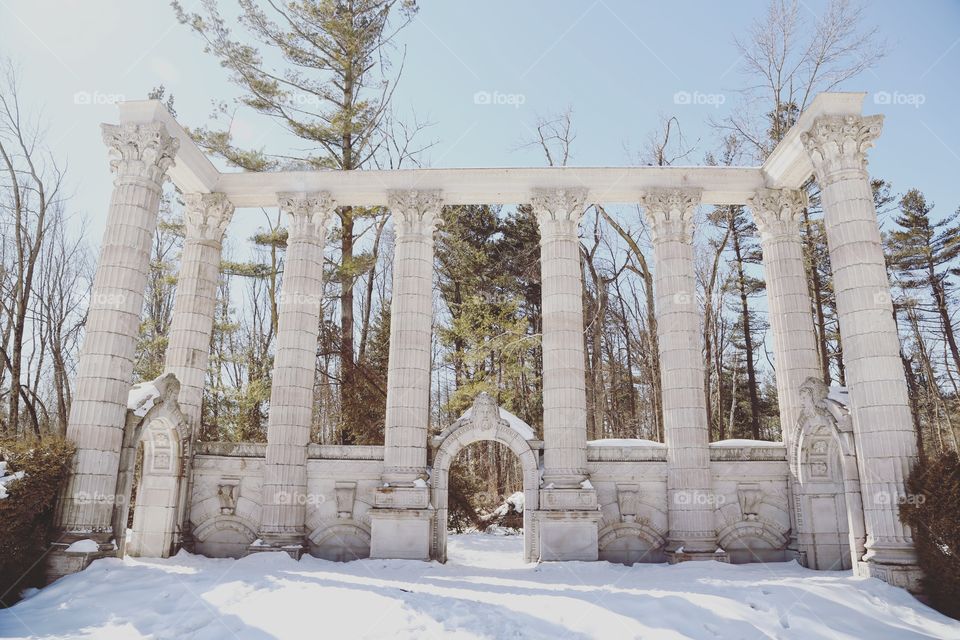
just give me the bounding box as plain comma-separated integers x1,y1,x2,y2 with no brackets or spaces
1,0,958,245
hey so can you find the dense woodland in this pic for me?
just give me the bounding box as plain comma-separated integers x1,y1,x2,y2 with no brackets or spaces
1,0,959,519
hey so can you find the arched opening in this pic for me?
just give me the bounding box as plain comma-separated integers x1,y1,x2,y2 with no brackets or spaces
114,374,188,558
430,393,540,563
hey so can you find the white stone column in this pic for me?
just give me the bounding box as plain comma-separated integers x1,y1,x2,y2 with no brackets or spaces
749,188,822,560
370,190,441,561
531,188,590,487
640,188,717,559
55,122,179,549
381,190,442,486
529,188,599,562
258,192,335,552
800,115,918,585
801,114,921,587
164,193,234,432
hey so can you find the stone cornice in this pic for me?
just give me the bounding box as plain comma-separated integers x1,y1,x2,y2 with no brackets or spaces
278,192,336,241
183,193,235,243
800,114,883,185
387,189,443,238
640,188,701,244
748,188,808,242
101,121,179,186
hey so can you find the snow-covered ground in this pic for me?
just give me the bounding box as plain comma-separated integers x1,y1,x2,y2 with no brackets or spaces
1,533,958,639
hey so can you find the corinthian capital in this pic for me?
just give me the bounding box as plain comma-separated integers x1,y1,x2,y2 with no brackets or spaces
279,192,336,241
388,189,443,238
639,188,701,244
800,114,883,185
748,189,808,241
531,187,587,238
183,193,235,243
101,122,179,185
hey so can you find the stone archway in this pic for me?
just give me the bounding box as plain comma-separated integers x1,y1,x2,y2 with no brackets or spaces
793,378,867,571
430,393,541,563
114,373,189,558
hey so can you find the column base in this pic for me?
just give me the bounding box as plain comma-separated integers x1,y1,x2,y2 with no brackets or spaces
534,487,600,561
45,538,118,584
856,559,924,593
668,549,729,564
369,507,434,560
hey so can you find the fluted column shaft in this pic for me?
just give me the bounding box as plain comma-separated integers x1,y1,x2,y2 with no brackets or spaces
260,193,335,545
164,193,234,432
750,189,822,446
382,190,442,486
57,122,179,539
801,114,918,567
532,188,589,487
641,189,716,554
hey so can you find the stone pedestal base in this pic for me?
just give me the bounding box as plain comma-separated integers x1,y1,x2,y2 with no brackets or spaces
369,508,434,560
856,560,923,593
45,540,117,584
247,541,305,560
534,511,601,561
668,549,729,564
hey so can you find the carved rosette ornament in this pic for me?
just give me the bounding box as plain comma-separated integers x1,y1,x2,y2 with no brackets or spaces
639,189,701,244
101,121,179,186
388,189,443,238
748,188,808,241
530,187,588,238
183,193,235,243
800,114,884,185
278,191,336,241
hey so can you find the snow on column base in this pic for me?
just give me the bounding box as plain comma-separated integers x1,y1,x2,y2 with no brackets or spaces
533,510,601,561
369,507,434,560
667,549,730,564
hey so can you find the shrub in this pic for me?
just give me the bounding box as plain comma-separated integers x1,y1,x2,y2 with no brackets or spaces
900,450,960,618
0,436,75,607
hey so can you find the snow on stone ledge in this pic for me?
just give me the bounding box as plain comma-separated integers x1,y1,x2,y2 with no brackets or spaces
65,539,99,553
457,405,536,440
709,439,783,447
127,381,161,417
587,438,665,447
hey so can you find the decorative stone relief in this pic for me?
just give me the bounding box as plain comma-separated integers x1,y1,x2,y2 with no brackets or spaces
335,482,357,519
748,188,808,241
218,481,239,515
617,484,641,523
183,193,236,243
800,114,883,184
387,189,443,238
639,188,701,243
101,121,179,184
737,483,764,522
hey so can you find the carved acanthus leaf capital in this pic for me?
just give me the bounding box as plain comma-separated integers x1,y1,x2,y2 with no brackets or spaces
278,192,336,241
183,193,235,243
530,188,588,237
748,188,808,241
639,188,701,244
388,189,443,238
800,114,883,185
101,122,179,185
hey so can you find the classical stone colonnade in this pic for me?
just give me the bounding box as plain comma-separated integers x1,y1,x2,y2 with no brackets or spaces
46,92,922,592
